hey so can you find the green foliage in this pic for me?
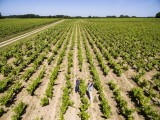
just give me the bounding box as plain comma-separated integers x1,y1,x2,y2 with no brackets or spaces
21,68,35,81
0,82,22,105
131,87,160,120
11,101,27,120
77,30,83,71
79,80,87,97
78,79,90,120
100,99,111,119
109,80,134,119
108,80,117,90
1,64,12,77
94,48,109,75
60,75,73,118
114,64,122,76
155,12,160,18
60,86,73,114
78,110,90,120
0,18,60,39
0,77,13,92
45,82,53,98
27,66,45,95
153,73,160,90
40,97,49,107
81,97,89,109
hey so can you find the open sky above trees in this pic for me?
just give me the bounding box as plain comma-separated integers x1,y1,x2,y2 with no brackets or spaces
0,0,160,17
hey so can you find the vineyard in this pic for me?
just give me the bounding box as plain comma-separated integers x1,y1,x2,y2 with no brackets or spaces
0,18,160,120
0,18,60,41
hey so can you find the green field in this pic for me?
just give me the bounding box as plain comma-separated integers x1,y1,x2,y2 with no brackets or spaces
0,18,160,120
0,18,60,40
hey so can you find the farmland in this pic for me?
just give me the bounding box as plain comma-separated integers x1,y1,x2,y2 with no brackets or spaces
0,18,160,120
0,18,60,41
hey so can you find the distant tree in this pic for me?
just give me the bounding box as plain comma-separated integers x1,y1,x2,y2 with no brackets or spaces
7,14,40,18
119,15,130,18
0,12,2,18
5,14,72,18
75,16,82,18
147,16,154,18
120,15,124,18
55,15,65,18
88,16,92,18
125,15,130,18
155,12,160,18
93,16,98,18
106,16,117,18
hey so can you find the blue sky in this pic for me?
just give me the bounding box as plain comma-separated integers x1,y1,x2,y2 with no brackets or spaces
0,0,160,17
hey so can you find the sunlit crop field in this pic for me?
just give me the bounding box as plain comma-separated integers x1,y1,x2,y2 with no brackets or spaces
0,18,160,120
0,18,60,39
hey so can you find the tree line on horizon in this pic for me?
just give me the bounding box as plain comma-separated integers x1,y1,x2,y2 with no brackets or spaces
0,12,160,19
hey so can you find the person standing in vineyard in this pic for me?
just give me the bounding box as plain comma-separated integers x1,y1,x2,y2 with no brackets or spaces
87,80,94,102
75,77,80,93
